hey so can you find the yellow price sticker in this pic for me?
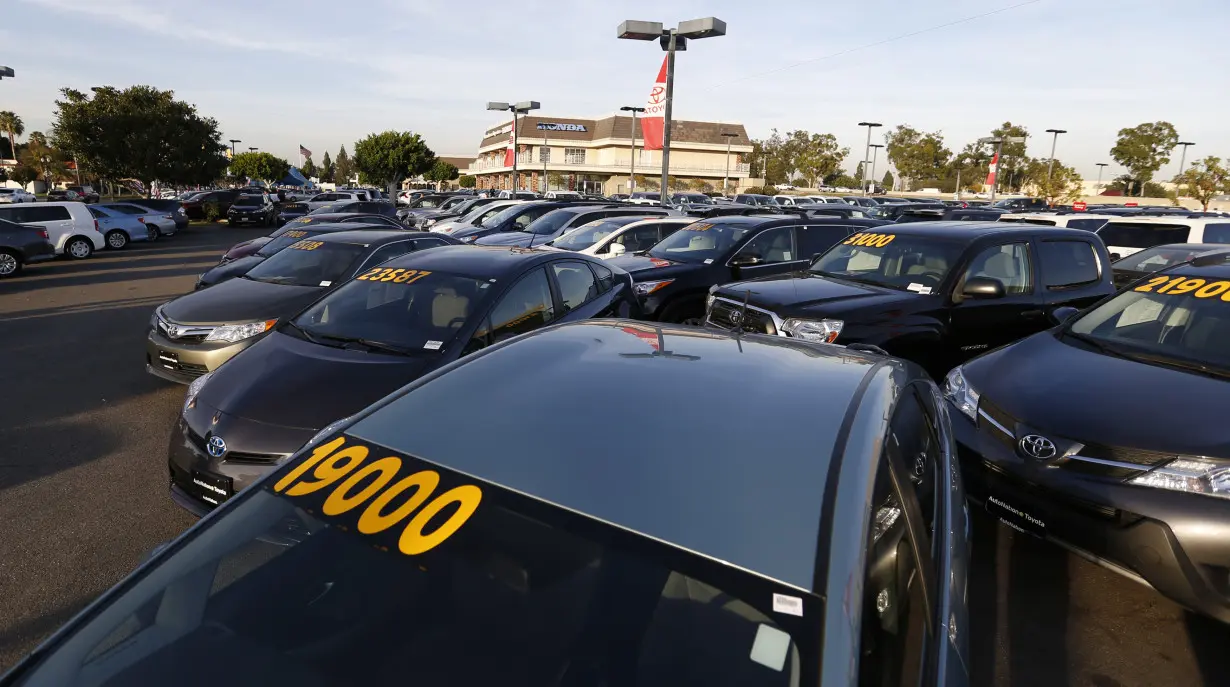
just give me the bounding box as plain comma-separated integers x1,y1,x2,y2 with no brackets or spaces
272,436,483,557
1134,275,1230,300
283,230,307,238
842,232,896,248
291,240,324,251
356,267,432,284
686,223,714,232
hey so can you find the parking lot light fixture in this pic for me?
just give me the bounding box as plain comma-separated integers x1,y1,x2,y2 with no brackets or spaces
619,17,726,207
858,122,882,196
1045,129,1067,185
1176,141,1195,179
721,132,738,197
487,100,541,192
620,106,646,192
228,139,241,158
869,144,884,193
1095,162,1109,195
0,66,13,80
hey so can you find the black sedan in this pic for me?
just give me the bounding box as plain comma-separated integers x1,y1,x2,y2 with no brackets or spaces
167,246,641,515
5,321,969,687
225,194,277,227
281,212,407,230
220,214,414,263
0,218,55,278
1110,243,1227,289
947,251,1230,623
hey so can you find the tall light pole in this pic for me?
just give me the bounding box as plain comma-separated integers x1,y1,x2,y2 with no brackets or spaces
228,139,241,158
487,100,540,192
1044,128,1066,185
1176,141,1195,179
869,144,884,193
1095,162,1109,196
618,17,727,207
721,131,738,196
858,121,882,196
248,147,258,153
621,105,645,193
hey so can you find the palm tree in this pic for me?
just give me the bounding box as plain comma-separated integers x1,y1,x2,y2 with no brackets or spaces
0,111,23,160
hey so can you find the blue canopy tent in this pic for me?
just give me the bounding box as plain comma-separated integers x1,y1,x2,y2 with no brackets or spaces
277,167,310,187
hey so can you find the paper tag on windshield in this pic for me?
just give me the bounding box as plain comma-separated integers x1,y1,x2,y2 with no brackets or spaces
749,624,791,671
906,283,933,295
319,281,332,287
772,593,803,616
423,340,443,350
704,259,714,264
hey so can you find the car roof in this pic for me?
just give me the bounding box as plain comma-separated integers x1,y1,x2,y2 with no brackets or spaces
378,244,565,275
877,220,1086,238
309,229,438,246
347,320,889,589
299,212,393,221
1096,216,1229,227
622,217,697,228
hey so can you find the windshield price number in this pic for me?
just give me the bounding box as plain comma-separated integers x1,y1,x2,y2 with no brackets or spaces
274,437,482,556
686,223,714,232
357,267,433,284
1134,276,1230,300
843,232,896,248
283,230,308,238
291,240,324,251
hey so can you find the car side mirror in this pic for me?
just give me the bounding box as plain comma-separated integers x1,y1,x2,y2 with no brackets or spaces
730,253,763,267
1109,252,1122,262
1051,306,1080,325
608,243,627,257
961,276,1005,299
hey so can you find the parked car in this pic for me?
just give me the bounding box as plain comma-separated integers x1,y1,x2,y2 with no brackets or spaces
87,205,159,249
627,191,662,206
990,197,1050,212
495,190,539,200
1108,242,1228,288
148,230,461,384
0,217,55,277
312,200,400,218
280,212,408,231
773,195,816,206
0,202,104,260
707,221,1116,376
475,205,671,248
47,185,99,203
406,196,500,230
225,194,278,227
947,249,1230,623
546,216,694,259
449,201,579,244
121,198,190,231
181,189,245,220
428,200,525,235
92,202,179,236
0,187,36,203
166,246,641,514
843,196,880,207
732,193,780,207
609,214,890,325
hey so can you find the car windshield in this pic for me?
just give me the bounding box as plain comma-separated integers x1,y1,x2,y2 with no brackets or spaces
1113,246,1215,273
480,204,529,228
811,232,966,291
1067,275,1230,374
631,193,659,201
551,220,626,250
522,208,577,235
313,203,347,214
256,230,323,257
646,221,753,263
243,240,367,287
416,198,446,208
233,196,263,207
290,270,490,352
9,432,809,687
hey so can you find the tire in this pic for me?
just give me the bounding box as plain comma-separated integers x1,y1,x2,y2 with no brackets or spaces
146,225,159,242
105,230,129,250
65,236,94,260
0,249,21,278
659,296,706,327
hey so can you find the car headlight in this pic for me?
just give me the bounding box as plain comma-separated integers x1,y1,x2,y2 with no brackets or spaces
459,236,476,243
423,218,437,227
634,279,674,296
781,318,843,343
150,307,162,330
205,319,277,343
183,371,213,414
1129,458,1230,500
942,366,980,421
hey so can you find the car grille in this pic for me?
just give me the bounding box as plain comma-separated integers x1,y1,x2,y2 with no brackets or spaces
188,429,283,465
157,318,214,344
707,298,777,334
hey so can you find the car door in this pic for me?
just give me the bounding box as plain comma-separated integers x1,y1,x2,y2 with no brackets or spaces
547,259,612,320
727,225,809,281
946,240,1043,362
465,267,558,352
796,223,858,262
1034,237,1109,311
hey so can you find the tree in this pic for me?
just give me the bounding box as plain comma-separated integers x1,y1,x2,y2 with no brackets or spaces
320,150,334,183
1023,158,1083,205
549,171,565,190
667,176,686,192
884,125,951,190
228,152,290,185
853,161,866,184
423,159,459,189
458,174,476,188
51,85,228,193
792,132,849,189
353,131,436,198
881,170,894,191
985,122,1030,192
831,174,859,189
333,146,354,185
300,155,318,180
10,165,39,188
1176,156,1228,211
0,111,23,160
27,131,46,147
1110,121,1178,197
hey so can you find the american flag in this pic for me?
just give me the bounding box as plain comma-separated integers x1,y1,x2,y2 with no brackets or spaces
299,145,312,157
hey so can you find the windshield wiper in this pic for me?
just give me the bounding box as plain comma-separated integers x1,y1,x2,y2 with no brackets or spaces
1061,330,1128,359
811,270,890,289
1122,351,1230,379
316,334,417,356
284,321,325,345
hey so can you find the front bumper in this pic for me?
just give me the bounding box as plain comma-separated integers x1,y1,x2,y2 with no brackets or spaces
227,213,267,225
952,407,1230,623
145,329,260,384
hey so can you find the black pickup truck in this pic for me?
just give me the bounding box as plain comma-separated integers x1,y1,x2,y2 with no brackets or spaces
706,221,1116,376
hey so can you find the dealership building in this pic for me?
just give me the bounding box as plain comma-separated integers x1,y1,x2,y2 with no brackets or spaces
465,114,753,195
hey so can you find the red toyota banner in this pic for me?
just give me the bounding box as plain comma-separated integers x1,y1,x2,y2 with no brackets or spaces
503,122,515,167
985,152,999,188
641,56,669,151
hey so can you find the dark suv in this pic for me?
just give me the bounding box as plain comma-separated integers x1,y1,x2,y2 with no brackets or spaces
47,185,100,203
991,197,1050,212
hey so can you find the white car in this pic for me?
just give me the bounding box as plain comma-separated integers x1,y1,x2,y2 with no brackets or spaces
545,217,694,259
0,201,105,259
0,188,36,203
430,200,525,234
998,213,1230,260
773,195,816,206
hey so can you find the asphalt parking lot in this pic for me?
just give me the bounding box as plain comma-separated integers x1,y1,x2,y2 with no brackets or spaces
1,223,1229,685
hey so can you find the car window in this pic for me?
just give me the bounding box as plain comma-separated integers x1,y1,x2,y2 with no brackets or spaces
512,206,553,229
364,241,415,268
109,204,149,215
413,237,451,249
1098,222,1190,249
1065,218,1107,231
648,221,755,263
551,261,600,312
1203,223,1230,244
733,226,797,264
963,242,1033,295
87,206,107,219
245,240,368,287
0,207,19,222
24,206,73,222
258,231,325,256
813,233,966,292
612,226,662,253
475,267,556,346
524,208,579,235
1038,240,1100,289
797,224,854,259
590,262,615,293
1112,245,1210,273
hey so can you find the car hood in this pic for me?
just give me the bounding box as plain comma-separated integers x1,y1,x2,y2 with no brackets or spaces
161,277,323,325
964,332,1230,456
714,272,914,314
224,237,271,261
199,255,266,287
199,332,435,430
449,224,492,239
607,254,698,279
475,232,544,247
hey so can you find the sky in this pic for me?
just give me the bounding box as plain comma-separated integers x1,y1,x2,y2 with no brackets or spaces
3,0,1228,181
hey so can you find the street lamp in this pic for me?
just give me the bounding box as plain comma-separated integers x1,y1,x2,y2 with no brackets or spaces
248,147,258,153
1176,141,1195,178
487,100,540,193
1044,128,1067,185
1095,162,1109,196
721,131,738,197
869,144,884,193
858,122,882,195
618,17,727,207
621,105,646,193
228,139,241,158
0,67,13,80
977,135,1026,203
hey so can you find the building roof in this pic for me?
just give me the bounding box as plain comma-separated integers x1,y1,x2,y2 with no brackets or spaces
479,114,751,149
438,155,475,170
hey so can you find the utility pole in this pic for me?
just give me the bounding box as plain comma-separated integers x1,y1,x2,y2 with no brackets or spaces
1095,162,1108,196
620,106,645,194
721,131,738,196
858,121,882,196
1044,128,1066,185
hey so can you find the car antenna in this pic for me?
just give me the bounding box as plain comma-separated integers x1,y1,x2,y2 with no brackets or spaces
735,288,753,339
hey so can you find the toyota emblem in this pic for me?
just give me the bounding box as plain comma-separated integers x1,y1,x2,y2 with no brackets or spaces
729,310,743,324
167,325,180,339
648,86,665,105
206,435,227,459
1019,434,1056,460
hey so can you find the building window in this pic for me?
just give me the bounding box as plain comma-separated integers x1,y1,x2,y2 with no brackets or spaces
517,148,532,164
539,147,551,163
638,149,653,165
565,148,586,164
